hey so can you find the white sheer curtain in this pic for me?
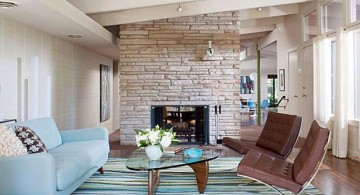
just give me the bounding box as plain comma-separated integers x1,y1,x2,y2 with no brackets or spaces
313,35,332,125
332,27,350,158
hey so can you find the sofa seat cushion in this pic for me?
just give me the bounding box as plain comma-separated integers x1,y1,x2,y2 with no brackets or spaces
48,140,108,190
237,149,302,193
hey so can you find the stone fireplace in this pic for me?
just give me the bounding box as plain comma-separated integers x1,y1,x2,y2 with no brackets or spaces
119,11,241,145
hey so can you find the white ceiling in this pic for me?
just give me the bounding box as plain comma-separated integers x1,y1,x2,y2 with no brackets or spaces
0,0,314,60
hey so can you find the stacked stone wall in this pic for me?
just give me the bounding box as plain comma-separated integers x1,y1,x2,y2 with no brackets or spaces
119,11,241,144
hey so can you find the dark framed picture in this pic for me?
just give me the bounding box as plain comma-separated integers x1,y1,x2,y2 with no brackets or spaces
279,69,285,91
100,64,110,122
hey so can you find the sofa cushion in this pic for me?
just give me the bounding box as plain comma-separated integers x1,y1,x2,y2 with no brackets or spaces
48,140,108,190
7,118,62,150
15,126,47,154
0,124,27,156
50,152,91,191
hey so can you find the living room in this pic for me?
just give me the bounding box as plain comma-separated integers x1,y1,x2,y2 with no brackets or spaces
1,0,360,194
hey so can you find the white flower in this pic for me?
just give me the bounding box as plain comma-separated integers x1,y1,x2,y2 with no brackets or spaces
135,134,148,147
133,125,180,148
148,130,160,145
160,135,172,147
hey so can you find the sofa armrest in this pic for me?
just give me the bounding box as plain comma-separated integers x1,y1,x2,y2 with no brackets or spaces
61,127,109,143
0,153,57,195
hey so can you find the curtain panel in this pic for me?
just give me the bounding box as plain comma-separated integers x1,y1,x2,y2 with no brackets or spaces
313,35,332,125
332,27,350,158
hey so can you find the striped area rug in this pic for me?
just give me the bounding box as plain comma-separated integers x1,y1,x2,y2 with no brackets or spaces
73,158,322,195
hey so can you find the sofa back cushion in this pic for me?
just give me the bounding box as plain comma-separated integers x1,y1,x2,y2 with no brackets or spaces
292,120,330,184
7,118,62,150
256,112,302,157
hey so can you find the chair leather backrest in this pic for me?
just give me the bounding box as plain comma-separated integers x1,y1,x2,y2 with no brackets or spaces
293,120,330,185
256,112,302,156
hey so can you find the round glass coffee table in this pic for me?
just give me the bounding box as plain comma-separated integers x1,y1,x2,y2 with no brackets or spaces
126,148,219,195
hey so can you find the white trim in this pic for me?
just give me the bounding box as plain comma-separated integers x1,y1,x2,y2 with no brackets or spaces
302,8,318,43
348,119,360,127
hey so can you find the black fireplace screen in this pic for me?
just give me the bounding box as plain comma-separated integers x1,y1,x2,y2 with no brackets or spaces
151,105,209,145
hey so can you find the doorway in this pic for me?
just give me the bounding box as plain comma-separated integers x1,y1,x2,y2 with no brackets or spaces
267,75,278,107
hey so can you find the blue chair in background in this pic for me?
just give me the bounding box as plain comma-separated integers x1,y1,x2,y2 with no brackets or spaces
247,101,256,112
260,99,270,116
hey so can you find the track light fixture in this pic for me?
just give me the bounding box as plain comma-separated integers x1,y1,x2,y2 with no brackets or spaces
177,3,183,12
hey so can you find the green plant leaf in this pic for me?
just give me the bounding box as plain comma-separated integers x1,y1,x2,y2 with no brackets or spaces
134,129,146,134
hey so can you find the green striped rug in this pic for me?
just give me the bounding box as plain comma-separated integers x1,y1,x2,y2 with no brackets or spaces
73,158,322,195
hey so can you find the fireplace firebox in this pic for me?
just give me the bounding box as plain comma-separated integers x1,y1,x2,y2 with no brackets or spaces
151,105,209,145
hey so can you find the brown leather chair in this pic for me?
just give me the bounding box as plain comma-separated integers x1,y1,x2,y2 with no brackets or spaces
237,120,330,194
223,112,302,159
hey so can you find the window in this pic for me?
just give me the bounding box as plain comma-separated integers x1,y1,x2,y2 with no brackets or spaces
350,0,360,22
331,39,336,114
354,31,360,118
304,10,318,41
322,0,343,33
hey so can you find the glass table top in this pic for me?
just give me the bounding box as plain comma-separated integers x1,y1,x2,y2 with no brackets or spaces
126,148,219,171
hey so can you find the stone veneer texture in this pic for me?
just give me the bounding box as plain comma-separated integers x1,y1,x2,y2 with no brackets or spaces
119,11,241,144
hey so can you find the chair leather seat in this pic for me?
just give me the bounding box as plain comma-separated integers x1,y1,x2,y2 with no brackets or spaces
237,150,302,193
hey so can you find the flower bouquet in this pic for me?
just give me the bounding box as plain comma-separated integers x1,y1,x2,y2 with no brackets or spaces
134,125,181,160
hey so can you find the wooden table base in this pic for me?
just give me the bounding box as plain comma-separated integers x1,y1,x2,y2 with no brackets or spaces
147,161,209,194
148,170,160,195
189,161,209,194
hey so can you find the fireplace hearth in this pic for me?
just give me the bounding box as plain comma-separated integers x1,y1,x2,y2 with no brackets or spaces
151,105,210,145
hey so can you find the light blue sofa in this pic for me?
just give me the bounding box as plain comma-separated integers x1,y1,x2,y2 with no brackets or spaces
0,117,110,195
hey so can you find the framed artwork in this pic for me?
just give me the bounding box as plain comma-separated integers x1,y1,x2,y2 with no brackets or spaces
240,76,254,94
100,64,110,122
279,69,285,91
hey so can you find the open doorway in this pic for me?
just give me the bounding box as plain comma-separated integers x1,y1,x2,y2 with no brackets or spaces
239,42,278,126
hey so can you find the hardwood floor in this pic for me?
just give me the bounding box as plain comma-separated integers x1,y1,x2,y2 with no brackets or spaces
108,127,360,195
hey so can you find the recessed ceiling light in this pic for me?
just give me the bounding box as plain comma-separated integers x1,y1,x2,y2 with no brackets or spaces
0,1,18,9
66,34,83,39
256,7,262,12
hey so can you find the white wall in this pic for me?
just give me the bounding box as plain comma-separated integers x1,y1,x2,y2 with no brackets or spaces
276,14,302,114
0,16,115,133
